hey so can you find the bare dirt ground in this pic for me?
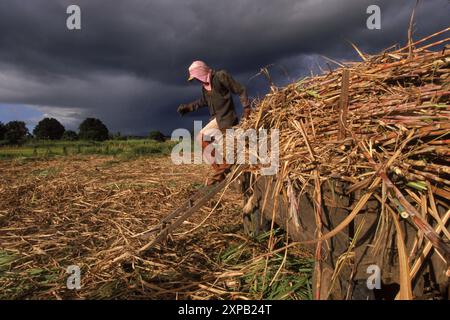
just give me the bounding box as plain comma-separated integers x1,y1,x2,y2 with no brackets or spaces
0,155,312,300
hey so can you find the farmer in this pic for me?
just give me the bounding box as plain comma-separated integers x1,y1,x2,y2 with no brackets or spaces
177,60,251,185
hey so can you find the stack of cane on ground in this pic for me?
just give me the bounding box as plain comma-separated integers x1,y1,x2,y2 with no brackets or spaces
239,27,450,299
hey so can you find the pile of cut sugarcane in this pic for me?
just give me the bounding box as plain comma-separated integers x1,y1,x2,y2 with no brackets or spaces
240,27,450,299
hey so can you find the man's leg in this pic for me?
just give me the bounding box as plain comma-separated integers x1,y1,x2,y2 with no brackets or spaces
196,119,231,185
196,118,220,165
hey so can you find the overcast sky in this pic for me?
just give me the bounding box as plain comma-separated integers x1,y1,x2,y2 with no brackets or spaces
0,0,448,135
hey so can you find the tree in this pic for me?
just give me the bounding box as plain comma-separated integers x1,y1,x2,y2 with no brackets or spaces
0,122,6,140
62,130,79,141
5,121,29,145
33,118,65,140
148,130,166,142
78,118,109,141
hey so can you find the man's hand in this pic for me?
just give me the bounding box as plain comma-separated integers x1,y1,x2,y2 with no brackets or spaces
242,106,252,119
177,104,192,116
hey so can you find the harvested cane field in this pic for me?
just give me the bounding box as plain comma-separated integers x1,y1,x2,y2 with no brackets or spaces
0,155,313,299
1,27,449,300
239,28,450,299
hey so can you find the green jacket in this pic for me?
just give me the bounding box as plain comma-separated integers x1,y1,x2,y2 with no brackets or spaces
187,70,250,129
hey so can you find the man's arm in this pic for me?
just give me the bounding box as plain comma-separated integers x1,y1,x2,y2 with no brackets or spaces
178,94,207,116
188,95,208,111
219,71,251,112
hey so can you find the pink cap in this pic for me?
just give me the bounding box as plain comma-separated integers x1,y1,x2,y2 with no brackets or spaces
188,60,211,83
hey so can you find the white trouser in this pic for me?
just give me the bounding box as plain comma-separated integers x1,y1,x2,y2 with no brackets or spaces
196,118,225,165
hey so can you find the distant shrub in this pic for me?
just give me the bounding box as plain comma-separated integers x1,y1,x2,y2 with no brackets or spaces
0,122,6,140
111,132,127,140
33,118,65,140
5,121,29,145
79,118,109,141
148,131,166,142
62,130,79,141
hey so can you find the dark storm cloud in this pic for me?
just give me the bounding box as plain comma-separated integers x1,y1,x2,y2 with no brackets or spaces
0,0,448,134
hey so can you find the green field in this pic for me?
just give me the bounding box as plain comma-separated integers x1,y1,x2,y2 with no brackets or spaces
0,139,176,160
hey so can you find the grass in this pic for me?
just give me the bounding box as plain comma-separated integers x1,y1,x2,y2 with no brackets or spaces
31,167,61,178
0,250,18,272
217,230,313,300
0,139,176,160
0,250,61,299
